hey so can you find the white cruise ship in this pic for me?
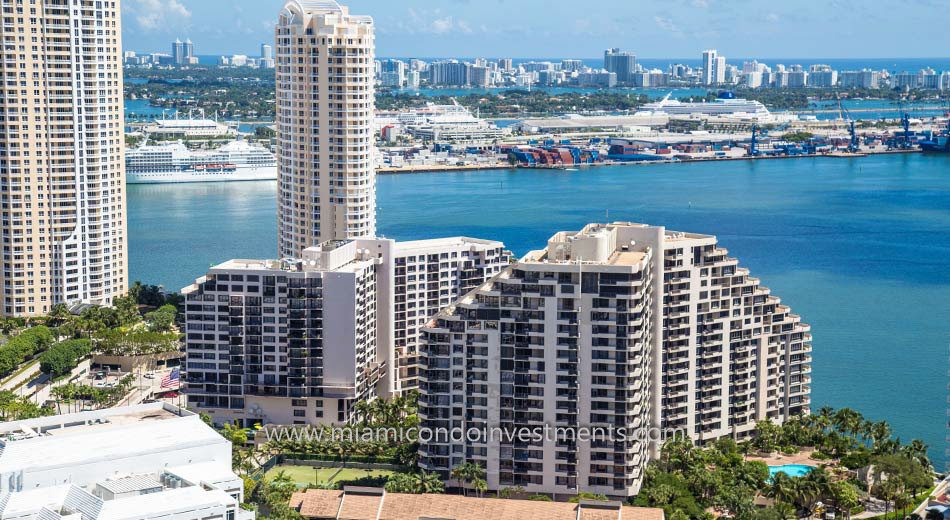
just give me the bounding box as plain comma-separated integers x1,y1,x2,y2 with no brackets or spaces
637,91,772,119
126,140,277,184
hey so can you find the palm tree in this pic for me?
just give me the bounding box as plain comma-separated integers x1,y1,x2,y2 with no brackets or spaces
767,472,796,505
450,462,485,496
412,471,445,494
472,477,487,499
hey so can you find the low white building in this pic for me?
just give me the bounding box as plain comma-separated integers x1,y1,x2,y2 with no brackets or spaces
144,119,233,138
0,403,251,520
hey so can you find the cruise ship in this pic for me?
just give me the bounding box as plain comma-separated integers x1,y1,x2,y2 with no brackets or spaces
126,140,277,183
637,91,772,119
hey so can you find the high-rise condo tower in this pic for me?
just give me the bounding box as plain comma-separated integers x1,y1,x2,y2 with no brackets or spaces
276,0,376,258
0,0,128,316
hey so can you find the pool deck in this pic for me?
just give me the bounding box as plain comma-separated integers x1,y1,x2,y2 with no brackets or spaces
745,448,822,467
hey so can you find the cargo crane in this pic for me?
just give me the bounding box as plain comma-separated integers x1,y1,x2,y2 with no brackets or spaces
836,95,860,153
893,99,914,150
749,124,759,156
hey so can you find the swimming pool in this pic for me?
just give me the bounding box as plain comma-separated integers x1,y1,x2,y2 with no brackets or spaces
768,464,815,479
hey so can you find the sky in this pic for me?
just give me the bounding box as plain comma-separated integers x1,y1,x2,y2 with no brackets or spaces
121,0,950,60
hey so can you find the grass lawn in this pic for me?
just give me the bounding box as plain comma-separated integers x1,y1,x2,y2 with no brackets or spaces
264,464,395,487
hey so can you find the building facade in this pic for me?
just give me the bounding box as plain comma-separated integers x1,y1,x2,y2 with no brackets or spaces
0,403,251,520
183,237,507,425
604,48,637,85
182,239,393,427
392,238,509,393
418,223,812,499
276,0,376,258
0,0,128,316
418,224,658,497
702,50,718,85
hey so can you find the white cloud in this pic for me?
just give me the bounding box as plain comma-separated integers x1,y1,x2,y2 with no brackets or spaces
765,12,780,22
403,8,474,35
430,16,454,34
654,16,680,33
127,0,191,31
692,0,711,7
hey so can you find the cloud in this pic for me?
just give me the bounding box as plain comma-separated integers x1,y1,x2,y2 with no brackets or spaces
401,8,474,36
765,12,780,22
654,16,681,34
430,16,454,34
127,0,191,31
691,0,711,7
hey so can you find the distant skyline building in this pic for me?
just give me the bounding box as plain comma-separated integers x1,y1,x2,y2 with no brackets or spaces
604,48,637,84
808,64,837,88
259,43,275,68
838,69,882,89
702,49,727,85
172,38,195,65
429,60,471,86
0,0,128,316
276,0,376,258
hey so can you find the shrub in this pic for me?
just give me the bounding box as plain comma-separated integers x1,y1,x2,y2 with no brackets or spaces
0,326,54,376
40,339,92,377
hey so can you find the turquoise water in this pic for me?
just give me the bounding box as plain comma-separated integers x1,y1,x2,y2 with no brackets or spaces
127,154,950,467
769,464,815,479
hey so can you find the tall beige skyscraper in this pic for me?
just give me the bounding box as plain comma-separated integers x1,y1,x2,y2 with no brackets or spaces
0,0,128,316
276,0,376,258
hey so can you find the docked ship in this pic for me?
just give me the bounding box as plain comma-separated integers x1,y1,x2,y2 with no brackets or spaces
126,140,277,183
919,118,950,153
637,91,772,119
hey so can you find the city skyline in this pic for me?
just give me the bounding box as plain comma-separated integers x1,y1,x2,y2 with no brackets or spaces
121,0,949,59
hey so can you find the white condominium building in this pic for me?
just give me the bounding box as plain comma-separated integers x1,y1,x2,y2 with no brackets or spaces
392,238,509,393
182,236,507,425
655,226,811,440
418,222,812,499
0,403,251,520
276,1,376,258
182,239,393,427
419,225,658,498
0,0,128,316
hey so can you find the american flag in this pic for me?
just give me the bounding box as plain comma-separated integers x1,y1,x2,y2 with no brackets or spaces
161,368,180,389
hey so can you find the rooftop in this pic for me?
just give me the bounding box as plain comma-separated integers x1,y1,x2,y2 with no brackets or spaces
0,403,225,475
291,488,665,520
395,236,504,254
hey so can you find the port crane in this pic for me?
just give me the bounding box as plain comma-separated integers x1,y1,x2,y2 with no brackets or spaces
836,95,860,153
750,124,759,156
893,99,914,150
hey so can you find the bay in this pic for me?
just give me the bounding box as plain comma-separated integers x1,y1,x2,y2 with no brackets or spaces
128,153,950,466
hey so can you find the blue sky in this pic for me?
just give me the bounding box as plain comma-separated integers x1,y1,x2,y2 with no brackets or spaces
121,0,949,59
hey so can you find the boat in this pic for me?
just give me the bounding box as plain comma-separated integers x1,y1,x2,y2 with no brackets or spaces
126,140,277,183
919,118,950,153
636,91,772,119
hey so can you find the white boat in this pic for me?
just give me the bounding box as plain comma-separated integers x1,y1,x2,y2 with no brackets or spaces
126,140,277,184
637,92,772,119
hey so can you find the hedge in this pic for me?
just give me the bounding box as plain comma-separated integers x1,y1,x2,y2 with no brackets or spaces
40,339,92,377
0,326,54,377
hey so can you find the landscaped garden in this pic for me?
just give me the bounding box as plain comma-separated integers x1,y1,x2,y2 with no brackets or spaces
263,465,397,488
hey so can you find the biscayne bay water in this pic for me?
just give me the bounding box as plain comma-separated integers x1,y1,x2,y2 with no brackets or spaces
128,153,950,466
